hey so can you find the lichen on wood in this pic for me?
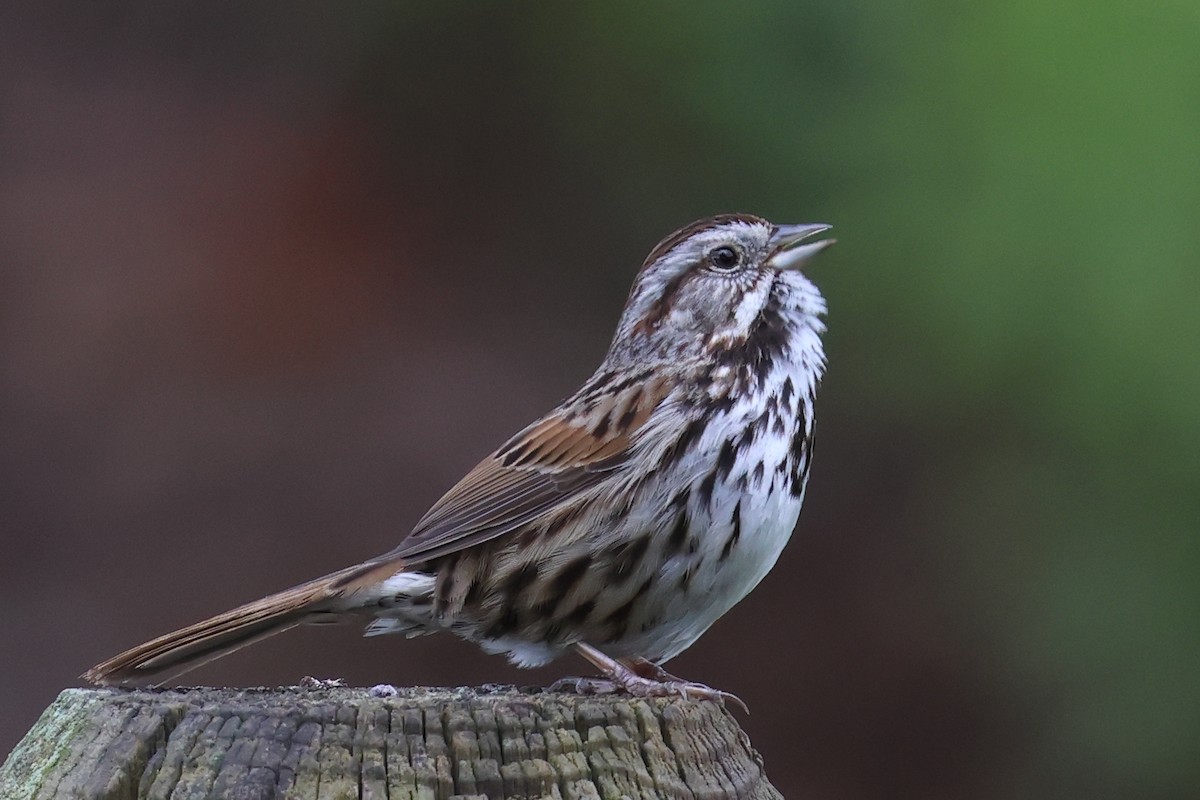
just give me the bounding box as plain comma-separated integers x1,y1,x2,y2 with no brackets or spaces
0,686,781,799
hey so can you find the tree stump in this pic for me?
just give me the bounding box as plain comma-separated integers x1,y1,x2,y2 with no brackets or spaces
0,686,781,799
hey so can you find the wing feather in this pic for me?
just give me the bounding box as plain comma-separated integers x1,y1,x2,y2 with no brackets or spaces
388,376,669,564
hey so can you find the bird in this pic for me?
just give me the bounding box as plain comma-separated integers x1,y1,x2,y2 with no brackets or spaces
84,213,835,706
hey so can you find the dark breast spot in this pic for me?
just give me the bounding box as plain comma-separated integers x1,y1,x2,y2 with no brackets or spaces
678,567,694,592
663,419,707,467
671,486,691,509
501,561,540,601
715,437,737,479
788,424,814,497
781,377,795,408
610,535,651,583
790,453,813,497
551,555,593,598
714,290,789,391
665,510,690,556
744,408,770,444
790,421,811,462
564,598,596,626
601,578,653,641
698,469,718,507
720,501,743,562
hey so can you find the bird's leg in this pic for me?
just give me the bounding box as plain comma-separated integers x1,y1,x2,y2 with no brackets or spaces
621,656,683,682
566,642,748,712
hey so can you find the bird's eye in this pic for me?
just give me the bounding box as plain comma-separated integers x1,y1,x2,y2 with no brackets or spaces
708,246,741,271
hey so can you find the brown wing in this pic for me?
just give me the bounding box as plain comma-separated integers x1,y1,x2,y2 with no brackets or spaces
388,375,668,565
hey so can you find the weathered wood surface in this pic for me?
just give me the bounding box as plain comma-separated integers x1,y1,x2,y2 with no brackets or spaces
1,686,781,799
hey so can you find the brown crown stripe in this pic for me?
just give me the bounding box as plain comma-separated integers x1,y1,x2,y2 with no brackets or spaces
639,213,770,274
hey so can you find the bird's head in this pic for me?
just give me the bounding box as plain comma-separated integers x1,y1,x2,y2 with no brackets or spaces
607,213,834,366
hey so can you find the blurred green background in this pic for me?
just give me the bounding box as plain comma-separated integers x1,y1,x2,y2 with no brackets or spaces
2,2,1197,798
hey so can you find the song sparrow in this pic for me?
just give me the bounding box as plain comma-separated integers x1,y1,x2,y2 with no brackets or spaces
84,213,835,705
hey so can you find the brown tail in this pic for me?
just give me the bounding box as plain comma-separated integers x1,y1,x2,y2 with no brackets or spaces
83,557,405,686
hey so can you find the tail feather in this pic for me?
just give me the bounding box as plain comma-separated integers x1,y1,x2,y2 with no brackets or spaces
83,556,405,686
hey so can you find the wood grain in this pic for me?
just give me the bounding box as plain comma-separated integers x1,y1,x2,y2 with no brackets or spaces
1,686,781,799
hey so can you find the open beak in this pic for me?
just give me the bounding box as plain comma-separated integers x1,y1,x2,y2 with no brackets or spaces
766,223,835,271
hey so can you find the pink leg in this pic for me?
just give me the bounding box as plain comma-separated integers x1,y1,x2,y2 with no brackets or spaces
559,642,747,713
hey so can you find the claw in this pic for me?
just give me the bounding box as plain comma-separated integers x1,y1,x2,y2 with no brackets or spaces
669,681,749,714
568,643,750,713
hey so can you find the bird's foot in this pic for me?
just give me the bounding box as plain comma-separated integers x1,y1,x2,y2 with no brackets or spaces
618,673,749,713
551,671,746,712
568,643,749,713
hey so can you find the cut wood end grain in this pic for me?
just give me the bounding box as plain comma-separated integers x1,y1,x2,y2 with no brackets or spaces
0,686,782,799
